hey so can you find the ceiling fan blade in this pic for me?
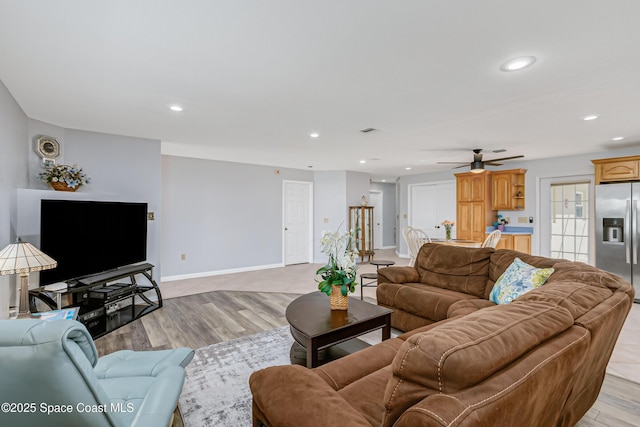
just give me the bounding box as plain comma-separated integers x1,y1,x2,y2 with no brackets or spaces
437,161,469,165
485,155,524,162
484,162,503,166
452,164,471,169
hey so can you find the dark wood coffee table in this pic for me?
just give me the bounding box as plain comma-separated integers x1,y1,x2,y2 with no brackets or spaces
286,292,392,368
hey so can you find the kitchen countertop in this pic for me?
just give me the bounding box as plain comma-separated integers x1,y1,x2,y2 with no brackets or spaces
486,226,533,235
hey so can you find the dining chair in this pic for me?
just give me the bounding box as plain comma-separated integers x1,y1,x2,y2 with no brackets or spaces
482,229,502,248
404,226,431,266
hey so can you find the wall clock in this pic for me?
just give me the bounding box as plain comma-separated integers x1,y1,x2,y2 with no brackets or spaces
36,135,61,163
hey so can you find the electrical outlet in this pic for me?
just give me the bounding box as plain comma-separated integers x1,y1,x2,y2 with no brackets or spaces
518,217,528,224
180,254,186,261
147,212,155,220
324,218,329,223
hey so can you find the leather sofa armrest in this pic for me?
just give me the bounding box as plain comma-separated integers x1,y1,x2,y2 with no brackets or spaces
378,266,419,285
249,365,371,427
95,347,194,378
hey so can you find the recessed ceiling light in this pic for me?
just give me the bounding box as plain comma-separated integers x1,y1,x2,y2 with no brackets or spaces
583,115,599,121
499,56,537,72
405,167,412,170
359,160,366,164
169,105,183,112
309,132,319,138
612,136,624,141
381,179,387,182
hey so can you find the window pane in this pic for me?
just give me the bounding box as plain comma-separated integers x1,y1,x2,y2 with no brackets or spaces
550,181,591,262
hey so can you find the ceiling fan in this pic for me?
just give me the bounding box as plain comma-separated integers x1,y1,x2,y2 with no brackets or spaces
437,149,524,173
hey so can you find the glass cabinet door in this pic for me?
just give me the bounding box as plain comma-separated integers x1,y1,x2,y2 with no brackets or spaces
349,206,374,261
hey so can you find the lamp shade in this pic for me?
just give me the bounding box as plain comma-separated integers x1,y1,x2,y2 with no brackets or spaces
0,239,57,275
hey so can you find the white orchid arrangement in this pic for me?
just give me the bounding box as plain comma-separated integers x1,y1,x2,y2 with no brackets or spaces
316,227,360,297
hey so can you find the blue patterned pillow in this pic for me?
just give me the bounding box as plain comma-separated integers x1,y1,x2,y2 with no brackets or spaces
489,258,555,304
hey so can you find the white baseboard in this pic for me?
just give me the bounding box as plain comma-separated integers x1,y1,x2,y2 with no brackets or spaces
161,263,284,282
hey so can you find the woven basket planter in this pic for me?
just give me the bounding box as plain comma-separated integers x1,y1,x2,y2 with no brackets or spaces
330,285,348,310
51,182,78,192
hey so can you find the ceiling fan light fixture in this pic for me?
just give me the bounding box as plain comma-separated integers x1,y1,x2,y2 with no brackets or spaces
499,56,537,72
470,161,485,173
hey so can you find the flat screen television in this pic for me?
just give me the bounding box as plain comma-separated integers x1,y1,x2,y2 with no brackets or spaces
40,199,148,286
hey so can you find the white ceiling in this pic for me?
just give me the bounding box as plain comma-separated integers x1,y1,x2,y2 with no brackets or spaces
1,1,639,181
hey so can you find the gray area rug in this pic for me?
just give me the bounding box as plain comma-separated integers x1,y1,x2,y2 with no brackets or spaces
179,326,293,427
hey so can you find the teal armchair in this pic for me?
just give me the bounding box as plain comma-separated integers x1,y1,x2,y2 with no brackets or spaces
0,319,193,427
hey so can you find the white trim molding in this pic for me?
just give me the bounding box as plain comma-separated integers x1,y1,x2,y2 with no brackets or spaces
161,263,284,283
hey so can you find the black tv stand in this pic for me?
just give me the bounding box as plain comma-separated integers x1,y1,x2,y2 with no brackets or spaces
30,263,163,339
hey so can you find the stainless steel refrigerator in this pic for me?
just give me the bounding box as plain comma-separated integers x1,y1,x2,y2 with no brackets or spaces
595,182,640,302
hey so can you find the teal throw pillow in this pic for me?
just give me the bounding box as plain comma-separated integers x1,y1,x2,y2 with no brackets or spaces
489,258,555,304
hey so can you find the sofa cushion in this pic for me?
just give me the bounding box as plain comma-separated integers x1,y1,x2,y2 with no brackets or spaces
382,301,574,426
377,282,478,324
548,261,633,294
489,257,555,304
415,244,494,298
314,338,404,391
515,280,612,320
447,298,496,318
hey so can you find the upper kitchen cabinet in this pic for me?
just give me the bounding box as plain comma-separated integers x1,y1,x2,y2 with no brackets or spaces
456,172,496,242
592,155,640,185
491,169,527,210
457,173,487,202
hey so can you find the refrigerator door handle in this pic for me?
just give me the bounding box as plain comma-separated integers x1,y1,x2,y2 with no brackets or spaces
634,200,638,265
626,200,631,264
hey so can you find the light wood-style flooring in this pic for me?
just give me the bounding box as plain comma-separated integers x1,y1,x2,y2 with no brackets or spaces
96,289,640,427
95,291,299,355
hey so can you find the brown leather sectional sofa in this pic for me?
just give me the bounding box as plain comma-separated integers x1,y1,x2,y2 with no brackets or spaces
250,245,634,426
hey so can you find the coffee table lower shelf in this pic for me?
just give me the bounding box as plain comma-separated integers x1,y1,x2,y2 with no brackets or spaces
289,338,371,367
285,292,392,368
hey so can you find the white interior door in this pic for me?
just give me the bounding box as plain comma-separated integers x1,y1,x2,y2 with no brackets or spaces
369,191,383,249
409,181,456,240
283,181,312,265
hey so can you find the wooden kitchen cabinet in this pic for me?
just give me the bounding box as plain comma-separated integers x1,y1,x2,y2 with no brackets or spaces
491,169,526,210
513,234,531,253
457,173,486,202
456,172,496,242
592,155,640,184
489,233,531,254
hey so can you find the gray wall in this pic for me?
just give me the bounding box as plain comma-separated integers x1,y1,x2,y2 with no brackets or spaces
0,80,28,318
313,171,348,264
370,182,396,247
18,120,163,281
312,171,370,264
161,156,313,278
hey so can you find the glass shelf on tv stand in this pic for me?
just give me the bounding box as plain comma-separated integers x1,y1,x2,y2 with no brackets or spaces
29,263,163,338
